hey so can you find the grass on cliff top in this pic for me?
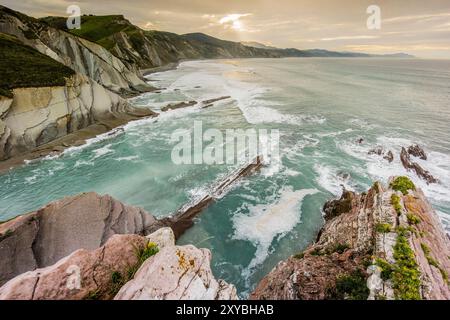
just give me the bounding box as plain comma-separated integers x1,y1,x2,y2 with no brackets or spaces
42,15,138,50
0,33,75,98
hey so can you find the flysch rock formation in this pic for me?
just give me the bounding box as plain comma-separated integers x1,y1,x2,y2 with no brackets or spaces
0,74,156,161
0,192,158,286
0,227,238,300
0,6,152,96
251,177,450,300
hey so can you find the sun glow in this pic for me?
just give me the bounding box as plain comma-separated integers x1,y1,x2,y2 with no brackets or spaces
219,13,251,31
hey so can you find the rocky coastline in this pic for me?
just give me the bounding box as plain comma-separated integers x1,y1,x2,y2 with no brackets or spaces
0,193,237,300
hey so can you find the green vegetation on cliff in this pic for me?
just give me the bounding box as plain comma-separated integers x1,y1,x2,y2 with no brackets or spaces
42,15,135,50
390,176,416,195
328,270,370,300
392,227,422,300
0,33,75,98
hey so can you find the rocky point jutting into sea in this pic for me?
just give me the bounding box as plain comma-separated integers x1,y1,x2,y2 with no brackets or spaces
1,4,450,300
251,177,450,300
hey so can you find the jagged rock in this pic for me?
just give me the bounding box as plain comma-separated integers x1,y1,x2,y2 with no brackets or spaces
114,245,238,300
368,146,394,163
0,234,148,300
161,101,198,112
400,148,437,184
408,144,427,160
322,190,356,221
252,179,450,300
0,192,157,286
368,146,384,156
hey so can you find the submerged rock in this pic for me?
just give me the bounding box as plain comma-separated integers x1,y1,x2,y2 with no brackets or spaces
408,144,427,160
161,101,198,112
368,146,384,156
252,178,450,300
383,150,394,163
0,192,158,286
368,146,394,163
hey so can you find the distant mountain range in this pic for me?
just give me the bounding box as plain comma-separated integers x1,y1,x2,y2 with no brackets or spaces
39,13,414,72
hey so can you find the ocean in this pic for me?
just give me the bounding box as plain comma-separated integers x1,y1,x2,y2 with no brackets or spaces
1,57,449,297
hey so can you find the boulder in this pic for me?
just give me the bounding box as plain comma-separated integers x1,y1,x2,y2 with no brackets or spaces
322,189,356,221
0,192,157,286
114,245,238,300
0,234,148,300
383,150,394,163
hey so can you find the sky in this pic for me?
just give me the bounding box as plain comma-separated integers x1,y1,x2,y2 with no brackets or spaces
3,0,450,58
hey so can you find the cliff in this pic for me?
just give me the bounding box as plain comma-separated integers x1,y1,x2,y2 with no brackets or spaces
0,73,156,161
251,177,450,300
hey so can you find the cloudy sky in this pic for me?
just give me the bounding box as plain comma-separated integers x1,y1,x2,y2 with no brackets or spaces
3,0,450,58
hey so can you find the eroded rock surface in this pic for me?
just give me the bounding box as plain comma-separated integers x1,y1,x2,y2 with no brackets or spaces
0,234,148,300
0,192,157,286
114,245,238,300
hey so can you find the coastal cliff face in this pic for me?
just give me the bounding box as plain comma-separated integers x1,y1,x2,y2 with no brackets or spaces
0,74,156,160
0,194,237,300
251,177,450,300
0,6,152,96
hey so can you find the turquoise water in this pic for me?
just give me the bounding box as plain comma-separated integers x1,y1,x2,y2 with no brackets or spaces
1,58,450,297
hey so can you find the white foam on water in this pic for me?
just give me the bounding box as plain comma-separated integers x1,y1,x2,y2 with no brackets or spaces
114,155,140,162
74,159,94,168
232,187,318,273
314,164,355,196
317,128,354,138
